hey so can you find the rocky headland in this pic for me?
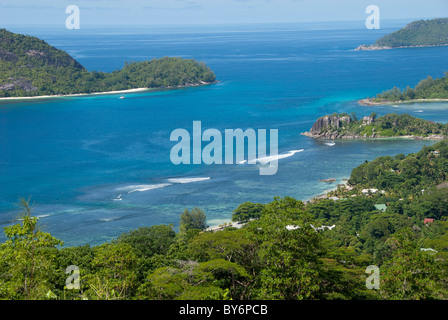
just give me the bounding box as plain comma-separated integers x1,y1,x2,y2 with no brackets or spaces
302,113,448,140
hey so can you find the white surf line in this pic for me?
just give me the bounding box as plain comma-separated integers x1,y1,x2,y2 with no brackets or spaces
238,149,304,164
112,194,123,201
126,183,173,193
112,177,211,201
112,183,172,201
166,177,211,184
0,87,151,101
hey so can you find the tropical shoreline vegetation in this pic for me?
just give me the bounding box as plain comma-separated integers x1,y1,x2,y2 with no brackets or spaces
356,18,448,50
1,140,447,300
303,112,448,140
0,29,216,98
359,71,448,106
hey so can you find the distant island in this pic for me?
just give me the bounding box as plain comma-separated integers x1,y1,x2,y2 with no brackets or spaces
356,18,448,51
0,29,216,98
302,112,448,140
359,71,448,106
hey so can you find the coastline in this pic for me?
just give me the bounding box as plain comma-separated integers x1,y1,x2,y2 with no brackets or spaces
205,178,349,231
355,43,448,51
358,98,448,107
0,81,217,102
0,87,152,102
302,131,447,141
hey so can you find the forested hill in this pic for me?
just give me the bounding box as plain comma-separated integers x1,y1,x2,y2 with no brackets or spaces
302,112,448,140
359,72,448,105
347,140,448,198
356,18,448,50
0,28,216,97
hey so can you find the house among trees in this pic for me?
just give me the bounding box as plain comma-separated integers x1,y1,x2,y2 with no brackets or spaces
374,204,387,212
361,188,386,195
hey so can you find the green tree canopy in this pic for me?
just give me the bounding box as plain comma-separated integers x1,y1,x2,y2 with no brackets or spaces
0,199,63,299
179,207,207,233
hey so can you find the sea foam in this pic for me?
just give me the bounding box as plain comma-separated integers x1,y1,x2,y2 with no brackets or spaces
166,177,211,184
112,177,211,201
116,183,172,193
238,149,304,164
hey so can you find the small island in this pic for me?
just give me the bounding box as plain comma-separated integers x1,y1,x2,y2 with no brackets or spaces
0,29,216,98
302,112,448,140
356,18,448,51
359,71,448,106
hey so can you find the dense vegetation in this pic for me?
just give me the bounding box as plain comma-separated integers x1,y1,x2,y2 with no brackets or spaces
345,140,448,200
0,29,216,97
361,19,448,102
372,72,448,102
1,141,447,300
375,18,448,48
305,112,448,139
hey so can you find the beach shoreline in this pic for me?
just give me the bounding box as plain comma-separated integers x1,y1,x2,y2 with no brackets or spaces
0,87,152,102
0,81,218,102
358,98,448,107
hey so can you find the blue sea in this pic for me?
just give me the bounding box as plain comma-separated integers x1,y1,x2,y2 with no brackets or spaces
2,20,448,246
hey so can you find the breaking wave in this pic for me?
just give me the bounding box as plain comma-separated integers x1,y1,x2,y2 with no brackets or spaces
166,177,211,184
238,149,304,164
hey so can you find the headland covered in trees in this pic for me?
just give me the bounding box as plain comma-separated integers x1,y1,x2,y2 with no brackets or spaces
359,72,448,106
302,112,448,140
356,18,448,51
0,29,216,99
356,18,448,106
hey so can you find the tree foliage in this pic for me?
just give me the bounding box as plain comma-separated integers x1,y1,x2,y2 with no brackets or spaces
0,199,63,299
2,141,448,300
0,29,216,97
375,18,448,48
374,72,448,102
179,207,207,233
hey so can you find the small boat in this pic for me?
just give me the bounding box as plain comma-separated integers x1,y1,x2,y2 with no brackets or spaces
119,96,125,99
324,140,335,146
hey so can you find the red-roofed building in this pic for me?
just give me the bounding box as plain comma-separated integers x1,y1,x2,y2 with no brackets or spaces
424,218,434,225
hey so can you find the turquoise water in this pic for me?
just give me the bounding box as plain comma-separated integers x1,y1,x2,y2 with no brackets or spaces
2,21,448,246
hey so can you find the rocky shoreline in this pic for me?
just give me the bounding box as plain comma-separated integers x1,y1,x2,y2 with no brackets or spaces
357,98,388,106
355,44,392,51
355,43,448,51
302,130,446,140
301,113,448,140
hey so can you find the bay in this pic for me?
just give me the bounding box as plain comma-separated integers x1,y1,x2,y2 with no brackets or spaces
1,20,448,246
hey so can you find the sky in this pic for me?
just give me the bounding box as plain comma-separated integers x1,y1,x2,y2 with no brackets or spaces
0,0,447,27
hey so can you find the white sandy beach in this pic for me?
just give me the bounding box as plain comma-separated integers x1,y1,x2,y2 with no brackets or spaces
359,98,448,106
0,87,152,101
